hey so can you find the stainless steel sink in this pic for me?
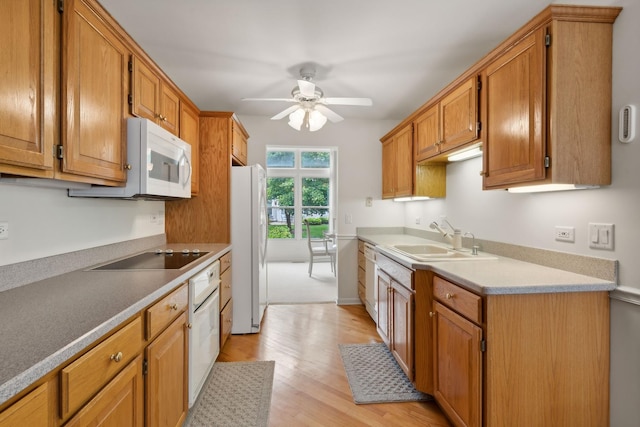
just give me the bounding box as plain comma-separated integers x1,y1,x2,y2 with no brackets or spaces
384,244,497,262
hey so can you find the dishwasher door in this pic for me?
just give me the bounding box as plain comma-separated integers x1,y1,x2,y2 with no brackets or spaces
364,243,377,321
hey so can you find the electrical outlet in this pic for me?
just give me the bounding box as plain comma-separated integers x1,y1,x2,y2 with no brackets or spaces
415,217,421,225
555,226,574,242
0,222,8,240
365,197,373,207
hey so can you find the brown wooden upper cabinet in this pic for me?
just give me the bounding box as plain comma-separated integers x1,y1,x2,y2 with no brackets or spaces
482,6,621,190
179,102,200,195
0,0,56,178
231,118,248,166
131,56,180,136
381,125,413,199
1,0,130,185
61,0,130,184
415,77,480,163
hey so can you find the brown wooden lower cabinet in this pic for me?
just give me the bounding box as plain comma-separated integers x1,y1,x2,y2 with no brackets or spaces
0,383,50,427
418,274,610,427
65,356,144,427
145,311,188,427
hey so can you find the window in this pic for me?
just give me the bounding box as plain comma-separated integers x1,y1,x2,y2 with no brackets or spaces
266,148,334,240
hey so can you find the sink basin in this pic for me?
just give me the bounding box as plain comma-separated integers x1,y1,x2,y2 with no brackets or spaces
385,244,497,262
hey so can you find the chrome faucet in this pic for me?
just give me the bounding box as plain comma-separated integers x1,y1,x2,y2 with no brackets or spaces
464,232,479,255
429,220,462,250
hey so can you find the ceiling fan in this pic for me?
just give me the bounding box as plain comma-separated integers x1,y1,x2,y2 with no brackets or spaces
242,66,373,131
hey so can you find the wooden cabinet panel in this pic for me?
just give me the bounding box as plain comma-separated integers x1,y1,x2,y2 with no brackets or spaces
381,138,397,199
145,312,188,427
220,299,233,350
62,0,129,183
159,84,180,135
414,104,440,162
381,125,412,198
61,316,143,418
180,102,200,195
131,57,159,123
483,29,546,188
220,268,232,310
433,302,482,427
231,120,248,166
0,383,49,427
440,77,479,152
220,251,231,273
146,284,188,340
391,281,414,380
65,356,144,427
0,0,56,177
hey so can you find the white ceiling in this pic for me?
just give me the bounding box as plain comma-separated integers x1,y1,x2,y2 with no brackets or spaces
100,0,570,123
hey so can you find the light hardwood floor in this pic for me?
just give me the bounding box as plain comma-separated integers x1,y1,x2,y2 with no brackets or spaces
218,303,451,426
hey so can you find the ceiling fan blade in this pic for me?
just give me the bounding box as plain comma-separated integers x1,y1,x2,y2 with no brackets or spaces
242,98,296,102
323,97,373,106
297,80,316,97
271,105,301,120
314,105,344,123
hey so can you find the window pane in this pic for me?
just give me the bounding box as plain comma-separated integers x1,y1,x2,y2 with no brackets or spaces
301,151,330,168
302,209,329,239
302,177,329,206
266,151,295,168
268,207,295,239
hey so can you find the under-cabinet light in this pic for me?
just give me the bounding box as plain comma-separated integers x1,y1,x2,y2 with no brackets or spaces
393,196,432,202
507,184,600,193
447,145,483,162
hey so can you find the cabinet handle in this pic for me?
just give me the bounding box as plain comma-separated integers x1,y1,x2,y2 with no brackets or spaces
124,164,132,170
110,351,123,363
169,303,178,310
445,292,454,299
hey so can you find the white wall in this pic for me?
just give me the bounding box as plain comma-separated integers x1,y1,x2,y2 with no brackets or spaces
0,184,165,266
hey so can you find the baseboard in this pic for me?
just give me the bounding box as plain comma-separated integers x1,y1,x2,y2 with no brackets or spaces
337,298,364,305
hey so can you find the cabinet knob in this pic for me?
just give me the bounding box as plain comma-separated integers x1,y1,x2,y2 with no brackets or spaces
479,171,486,176
445,292,454,299
429,311,435,317
187,323,192,329
110,351,123,363
169,303,178,310
124,164,132,170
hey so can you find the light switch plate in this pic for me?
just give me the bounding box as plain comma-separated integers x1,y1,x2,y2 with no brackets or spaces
589,223,614,250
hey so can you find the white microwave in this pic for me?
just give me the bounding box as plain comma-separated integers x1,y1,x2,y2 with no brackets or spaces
69,118,192,200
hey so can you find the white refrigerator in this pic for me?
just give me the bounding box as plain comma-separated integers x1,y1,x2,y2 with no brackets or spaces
231,164,268,333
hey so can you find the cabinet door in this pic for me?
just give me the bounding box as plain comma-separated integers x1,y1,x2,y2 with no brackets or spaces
483,29,546,189
394,126,414,197
440,77,479,152
231,122,247,166
131,57,160,123
0,0,55,176
414,104,440,162
381,139,396,199
433,302,482,427
0,383,49,427
62,0,129,183
376,271,391,346
65,356,144,427
145,312,188,427
180,102,199,195
391,281,414,381
159,84,180,135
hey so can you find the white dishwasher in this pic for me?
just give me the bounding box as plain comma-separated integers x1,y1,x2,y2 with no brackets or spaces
188,260,220,407
363,243,377,321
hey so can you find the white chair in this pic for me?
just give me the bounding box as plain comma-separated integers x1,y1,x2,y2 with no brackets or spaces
304,219,336,277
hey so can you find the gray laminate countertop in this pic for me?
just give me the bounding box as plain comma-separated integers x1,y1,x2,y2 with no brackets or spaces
358,233,616,295
0,243,231,405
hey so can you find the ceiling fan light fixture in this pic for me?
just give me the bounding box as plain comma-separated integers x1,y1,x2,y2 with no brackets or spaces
308,109,327,131
288,108,306,130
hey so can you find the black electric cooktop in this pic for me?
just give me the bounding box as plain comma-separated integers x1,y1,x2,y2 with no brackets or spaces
93,250,209,270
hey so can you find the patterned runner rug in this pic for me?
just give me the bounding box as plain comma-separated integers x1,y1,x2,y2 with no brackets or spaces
339,343,433,404
185,361,275,427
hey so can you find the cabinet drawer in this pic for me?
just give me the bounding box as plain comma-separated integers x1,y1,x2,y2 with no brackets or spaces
220,268,232,309
358,283,366,303
376,254,414,290
358,254,366,270
358,240,365,253
60,316,143,418
433,276,482,324
358,265,365,286
146,284,188,340
220,299,233,349
220,251,231,273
